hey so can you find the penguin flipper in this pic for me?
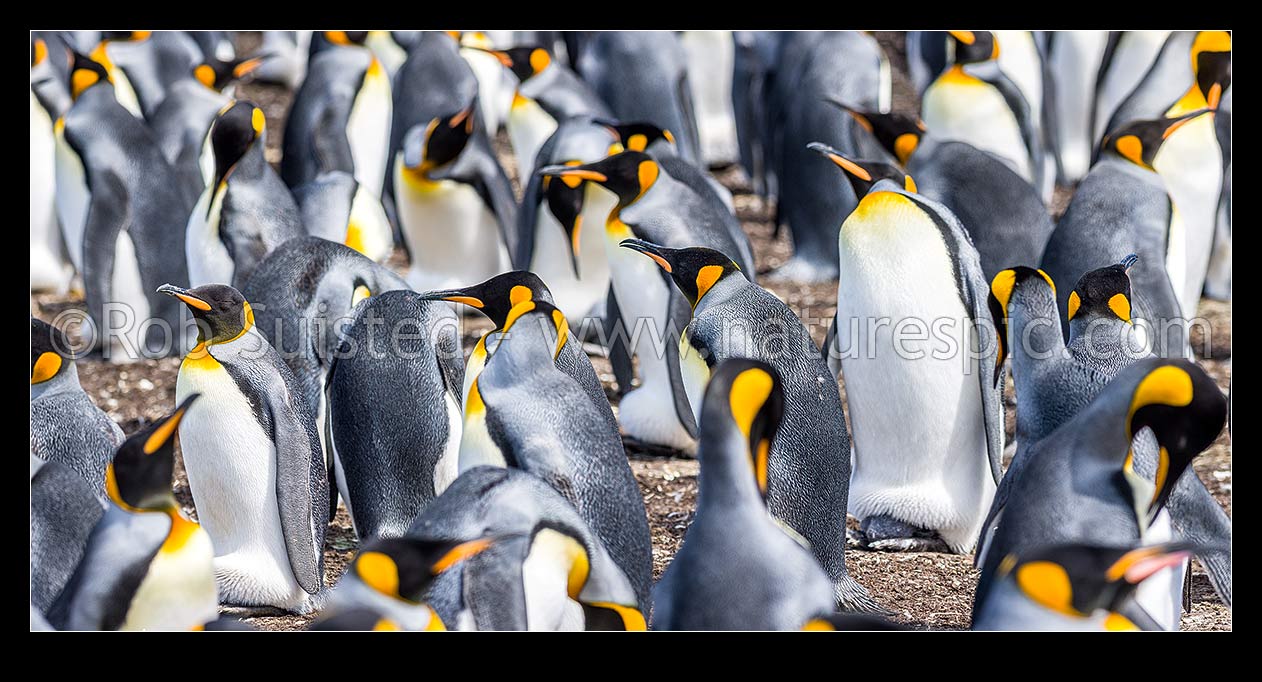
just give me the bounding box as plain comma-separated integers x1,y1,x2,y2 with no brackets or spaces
465,134,520,260
822,311,841,380
311,104,356,177
462,536,530,630
512,156,547,270
604,287,636,396
974,64,1045,189
435,307,465,411
79,171,130,348
675,73,704,164
664,274,699,439
1168,469,1232,607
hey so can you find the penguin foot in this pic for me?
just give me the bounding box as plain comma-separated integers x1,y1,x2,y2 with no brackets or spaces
857,515,951,553
866,537,951,553
621,435,696,459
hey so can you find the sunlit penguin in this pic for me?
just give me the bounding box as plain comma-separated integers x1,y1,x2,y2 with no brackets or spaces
292,171,394,262
30,38,73,294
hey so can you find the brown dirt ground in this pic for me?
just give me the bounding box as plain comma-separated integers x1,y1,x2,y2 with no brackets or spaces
30,32,1230,631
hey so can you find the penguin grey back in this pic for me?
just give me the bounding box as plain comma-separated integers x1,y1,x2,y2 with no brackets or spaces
282,46,374,189
30,457,105,615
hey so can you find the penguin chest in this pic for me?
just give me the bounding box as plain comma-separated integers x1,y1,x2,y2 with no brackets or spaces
923,74,1030,180
457,382,508,473
521,528,587,631
122,521,218,631
1154,116,1222,315
678,333,712,424
107,229,151,363
347,60,392,197
1133,509,1183,631
431,391,464,496
53,122,90,273
507,100,558,183
346,182,394,262
185,183,234,287
528,198,612,323
395,163,508,291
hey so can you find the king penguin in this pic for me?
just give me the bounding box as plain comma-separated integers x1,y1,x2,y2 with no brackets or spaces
83,31,148,119
186,100,306,289
55,51,196,360
408,466,647,630
291,170,394,262
30,38,73,295
281,38,392,199
456,32,516,135
538,151,755,455
31,453,105,618
161,283,329,614
48,396,220,631
810,145,1004,554
457,297,654,610
652,358,837,630
1044,30,1109,183
30,317,124,499
620,240,879,612
252,31,312,89
325,289,465,540
680,31,740,167
1092,31,1172,143
836,104,1054,281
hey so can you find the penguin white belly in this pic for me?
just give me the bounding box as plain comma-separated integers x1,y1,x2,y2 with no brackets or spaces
31,91,70,294
199,129,215,187
679,334,711,426
1163,202,1188,327
121,525,218,631
923,76,1031,182
604,222,695,452
53,121,90,274
528,203,611,325
107,230,151,364
878,52,893,113
347,182,394,262
522,528,586,631
507,99,558,184
458,383,508,473
432,392,464,496
993,31,1042,129
366,32,407,81
1154,116,1222,320
109,66,144,119
176,356,312,611
836,193,996,552
1050,30,1109,182
681,30,739,166
1135,509,1183,631
185,184,234,287
347,60,392,198
462,47,510,133
1093,31,1172,141
395,164,510,292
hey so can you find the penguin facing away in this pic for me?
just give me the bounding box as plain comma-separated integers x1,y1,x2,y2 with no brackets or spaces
291,170,394,263
160,283,329,614
31,455,105,618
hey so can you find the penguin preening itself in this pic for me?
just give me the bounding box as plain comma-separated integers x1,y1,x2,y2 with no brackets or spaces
921,31,1049,201
652,359,836,630
458,297,654,611
972,357,1227,626
811,145,1004,554
161,283,329,614
31,454,105,619
408,467,647,631
55,51,196,361
281,40,392,199
620,240,879,612
291,171,394,263
1041,112,1210,358
49,396,219,631
538,151,755,455
187,101,305,290
327,532,505,631
325,290,465,540
30,316,125,500
418,271,616,434
973,541,1209,631
837,104,1054,281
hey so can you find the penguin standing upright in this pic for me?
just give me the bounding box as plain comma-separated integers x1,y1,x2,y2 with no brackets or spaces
31,38,73,294
836,105,1055,281
1092,31,1173,144
457,297,654,611
922,31,1049,199
408,466,647,631
161,283,329,614
538,151,756,454
186,100,305,289
326,290,465,539
621,241,879,612
291,171,394,262
55,52,196,360
281,38,392,199
252,31,312,89
388,32,479,184
49,397,220,631
1041,113,1207,358
1044,31,1109,183
456,32,515,135
30,317,124,499
811,146,1004,553
680,31,740,167
84,31,148,118
731,31,786,198
652,359,836,630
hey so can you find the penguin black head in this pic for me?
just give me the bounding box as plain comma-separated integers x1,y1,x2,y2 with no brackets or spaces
947,30,999,64
1069,255,1137,326
99,31,151,43
620,239,744,309
1191,31,1231,110
194,54,265,91
987,266,1057,371
1101,109,1212,171
107,395,199,512
701,358,786,497
541,164,590,276
208,101,265,201
1124,360,1227,518
323,31,370,47
537,151,659,208
31,317,74,385
401,102,477,182
353,535,501,604
593,118,678,155
68,50,110,100
478,45,552,83
997,541,1203,628
807,142,917,197
825,101,926,166
158,283,254,346
418,271,551,330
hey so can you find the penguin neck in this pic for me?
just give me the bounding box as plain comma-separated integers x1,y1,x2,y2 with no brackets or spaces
227,142,269,184
696,420,767,513
1007,284,1065,371
1066,314,1144,378
691,273,747,318
1068,313,1132,351
31,361,82,401
482,317,560,386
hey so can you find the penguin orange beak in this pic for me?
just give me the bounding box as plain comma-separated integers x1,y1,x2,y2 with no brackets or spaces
144,394,199,455
431,538,495,574
416,287,485,310
807,142,872,181
468,45,513,68
157,284,212,311
537,164,608,183
1162,108,1214,139
619,238,675,274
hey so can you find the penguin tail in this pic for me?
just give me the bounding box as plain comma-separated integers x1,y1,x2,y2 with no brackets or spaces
834,575,892,616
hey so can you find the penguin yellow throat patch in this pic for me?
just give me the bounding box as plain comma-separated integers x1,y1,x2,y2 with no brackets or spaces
938,64,984,87
605,211,636,240
162,510,202,554
401,162,442,192
1167,86,1211,117
849,190,918,224
345,221,367,254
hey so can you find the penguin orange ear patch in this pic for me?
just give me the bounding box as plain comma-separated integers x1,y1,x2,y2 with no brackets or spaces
1115,135,1145,167
71,68,100,99
695,264,726,303
356,551,402,597
1015,561,1076,615
251,108,266,135
1108,294,1131,323
509,285,534,307
1067,291,1082,321
1126,365,1194,435
894,133,920,165
31,352,62,384
194,64,216,88
627,133,649,152
529,48,551,74
990,270,1017,312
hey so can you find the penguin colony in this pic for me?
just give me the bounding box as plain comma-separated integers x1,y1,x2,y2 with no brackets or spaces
30,30,1230,632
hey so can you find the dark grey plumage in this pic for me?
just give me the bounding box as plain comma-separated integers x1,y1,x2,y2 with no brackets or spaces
30,457,105,616
731,30,785,197
149,78,229,200
388,32,478,172
1104,32,1198,138
30,347,123,499
281,46,375,190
